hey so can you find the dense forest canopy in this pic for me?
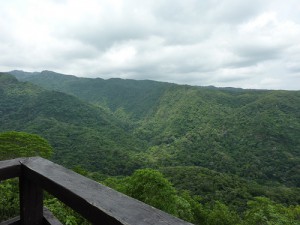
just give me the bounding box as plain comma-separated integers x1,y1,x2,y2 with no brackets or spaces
0,131,53,221
0,71,299,224
6,70,299,186
0,131,53,160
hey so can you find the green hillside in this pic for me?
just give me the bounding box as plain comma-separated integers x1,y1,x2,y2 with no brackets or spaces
7,70,300,187
135,86,300,186
0,73,145,175
10,70,174,119
1,71,300,224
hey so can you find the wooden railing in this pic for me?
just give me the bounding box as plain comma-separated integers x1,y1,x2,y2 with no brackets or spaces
0,157,193,225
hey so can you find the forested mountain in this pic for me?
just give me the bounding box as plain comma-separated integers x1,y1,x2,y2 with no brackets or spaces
0,73,145,174
10,70,174,119
8,70,300,187
1,70,300,224
135,86,300,186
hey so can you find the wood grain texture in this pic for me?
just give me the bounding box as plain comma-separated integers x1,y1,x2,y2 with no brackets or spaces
0,216,20,225
21,157,193,225
19,166,43,225
0,158,22,181
0,157,193,225
43,207,63,225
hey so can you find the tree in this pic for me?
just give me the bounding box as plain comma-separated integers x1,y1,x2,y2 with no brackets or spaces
243,197,298,225
0,131,53,222
125,169,178,215
104,169,205,224
0,180,19,222
0,131,53,160
205,201,241,225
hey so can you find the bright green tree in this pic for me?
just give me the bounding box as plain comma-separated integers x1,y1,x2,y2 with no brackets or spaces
125,169,178,215
0,180,19,222
205,201,241,225
104,169,205,224
177,190,206,224
0,131,53,222
0,131,53,160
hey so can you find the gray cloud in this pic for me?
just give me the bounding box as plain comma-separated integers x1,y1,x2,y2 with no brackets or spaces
0,0,299,90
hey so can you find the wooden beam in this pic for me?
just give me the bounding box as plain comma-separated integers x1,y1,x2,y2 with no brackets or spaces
43,207,63,225
0,216,20,225
19,164,43,225
0,158,22,181
21,157,193,225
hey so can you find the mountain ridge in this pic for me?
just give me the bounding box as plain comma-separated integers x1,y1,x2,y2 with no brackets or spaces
2,70,300,187
0,73,146,175
1,70,300,225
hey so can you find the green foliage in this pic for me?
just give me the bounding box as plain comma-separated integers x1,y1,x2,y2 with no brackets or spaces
160,166,300,212
243,197,299,225
0,130,53,222
10,70,173,120
205,201,241,225
103,171,300,225
125,169,178,214
1,71,299,224
0,131,53,160
0,179,19,222
288,205,300,222
44,198,90,225
104,169,205,224
0,73,146,175
5,71,300,187
135,87,300,187
177,191,206,224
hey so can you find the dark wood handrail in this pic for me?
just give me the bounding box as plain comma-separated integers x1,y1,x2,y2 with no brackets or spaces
0,157,193,225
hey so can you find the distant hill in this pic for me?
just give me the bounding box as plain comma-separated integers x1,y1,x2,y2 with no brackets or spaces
5,70,300,187
2,70,300,224
9,70,174,119
0,73,145,175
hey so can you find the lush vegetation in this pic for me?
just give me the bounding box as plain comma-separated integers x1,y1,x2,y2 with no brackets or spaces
0,131,90,225
160,166,300,212
133,86,300,187
102,169,300,225
0,131,53,221
0,73,145,175
1,71,299,224
0,131,52,160
10,70,173,120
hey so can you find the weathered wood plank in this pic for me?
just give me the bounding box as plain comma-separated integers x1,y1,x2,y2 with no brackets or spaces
0,216,20,225
0,209,63,225
19,164,44,225
43,207,63,225
21,157,193,225
0,158,22,181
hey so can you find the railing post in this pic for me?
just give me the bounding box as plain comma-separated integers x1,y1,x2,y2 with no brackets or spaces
19,169,43,225
0,157,193,225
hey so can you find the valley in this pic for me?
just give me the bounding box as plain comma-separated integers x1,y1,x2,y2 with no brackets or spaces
1,71,299,224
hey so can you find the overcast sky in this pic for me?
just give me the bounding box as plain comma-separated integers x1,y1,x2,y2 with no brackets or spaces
1,0,300,90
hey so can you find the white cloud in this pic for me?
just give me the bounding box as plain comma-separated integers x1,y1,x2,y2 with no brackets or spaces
0,0,299,90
